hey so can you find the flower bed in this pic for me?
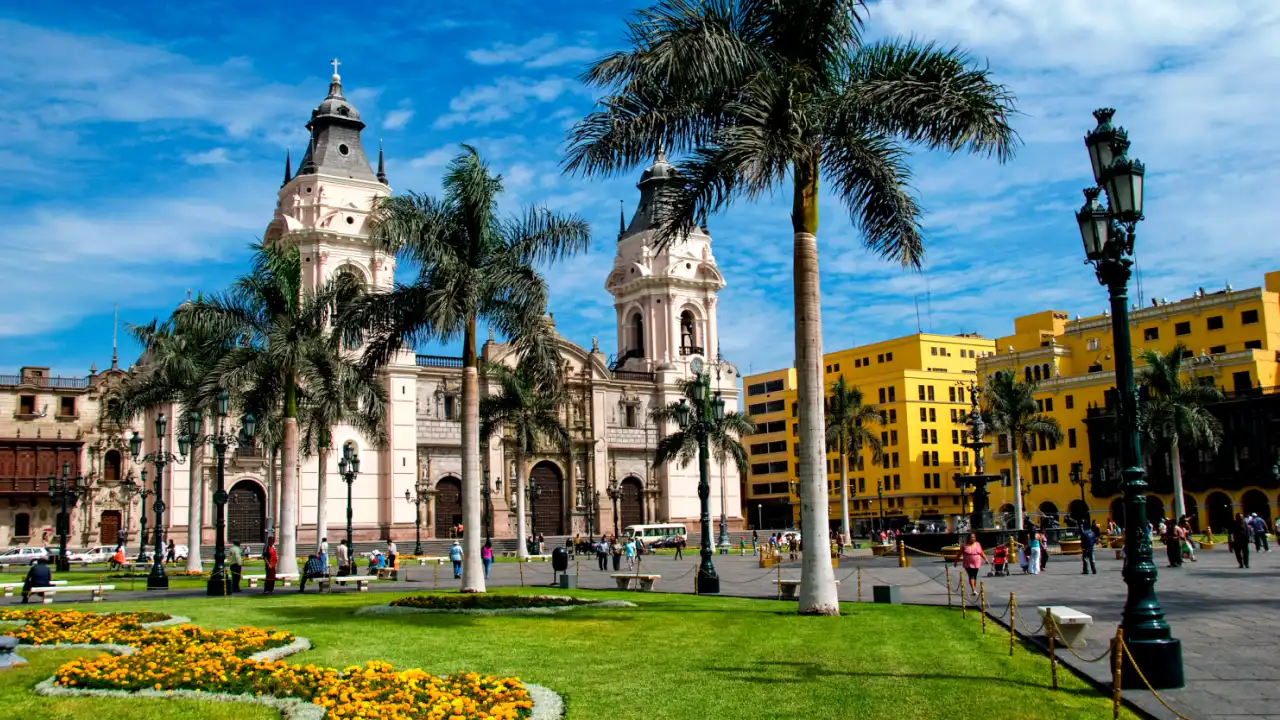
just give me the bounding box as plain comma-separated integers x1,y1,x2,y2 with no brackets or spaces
2,609,541,719
391,595,598,611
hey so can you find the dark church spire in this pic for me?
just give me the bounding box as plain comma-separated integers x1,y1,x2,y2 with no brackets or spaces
282,149,292,187
376,139,388,185
617,200,625,240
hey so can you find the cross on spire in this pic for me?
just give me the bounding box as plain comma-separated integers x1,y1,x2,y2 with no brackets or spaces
330,58,341,78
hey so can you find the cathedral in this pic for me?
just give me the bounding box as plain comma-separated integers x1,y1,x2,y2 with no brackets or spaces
0,69,743,548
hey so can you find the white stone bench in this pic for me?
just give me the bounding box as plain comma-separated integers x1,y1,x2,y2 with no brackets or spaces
611,573,661,591
0,581,67,597
526,554,552,563
29,584,114,603
775,579,840,600
244,574,299,589
415,556,448,565
317,576,373,592
1037,605,1094,648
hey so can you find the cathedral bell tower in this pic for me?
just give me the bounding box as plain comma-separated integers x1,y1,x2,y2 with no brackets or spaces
604,150,727,378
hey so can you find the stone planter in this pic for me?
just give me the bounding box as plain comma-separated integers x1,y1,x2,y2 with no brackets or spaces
1058,539,1082,555
871,544,892,557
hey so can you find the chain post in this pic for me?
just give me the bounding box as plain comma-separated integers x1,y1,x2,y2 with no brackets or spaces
960,579,967,620
857,566,862,602
946,565,952,608
980,582,986,634
1009,593,1017,657
1048,615,1058,690
1112,628,1124,719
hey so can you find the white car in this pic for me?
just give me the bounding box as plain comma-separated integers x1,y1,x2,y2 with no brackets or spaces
0,547,50,565
67,546,115,564
139,544,189,562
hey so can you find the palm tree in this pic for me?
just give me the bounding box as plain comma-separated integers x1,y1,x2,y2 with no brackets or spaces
479,357,571,558
299,346,389,553
176,241,360,576
824,376,883,541
113,317,227,572
1138,344,1224,522
343,147,590,592
984,372,1061,531
649,379,756,542
566,0,1017,615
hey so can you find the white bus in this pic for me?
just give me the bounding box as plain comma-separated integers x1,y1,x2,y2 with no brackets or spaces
623,523,688,544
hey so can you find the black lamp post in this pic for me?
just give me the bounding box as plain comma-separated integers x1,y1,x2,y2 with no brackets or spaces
1076,107,1181,689
582,488,598,538
187,391,256,596
605,472,621,537
129,412,190,590
405,486,428,555
338,445,360,555
481,470,498,544
674,360,724,594
121,471,152,563
47,462,83,572
525,482,543,542
1070,462,1089,527
875,480,885,533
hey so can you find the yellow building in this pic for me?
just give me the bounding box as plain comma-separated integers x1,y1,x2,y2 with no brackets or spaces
742,333,997,532
979,270,1280,533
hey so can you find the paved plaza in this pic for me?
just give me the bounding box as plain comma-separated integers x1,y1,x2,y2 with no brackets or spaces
6,544,1275,719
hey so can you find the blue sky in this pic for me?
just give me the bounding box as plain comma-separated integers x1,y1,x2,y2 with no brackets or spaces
3,0,1278,380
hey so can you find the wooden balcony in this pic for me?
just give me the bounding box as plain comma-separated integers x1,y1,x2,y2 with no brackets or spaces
0,477,52,495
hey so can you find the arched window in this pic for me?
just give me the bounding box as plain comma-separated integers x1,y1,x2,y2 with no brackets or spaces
1042,363,1051,379
630,313,645,358
1024,367,1033,383
679,310,697,355
103,450,122,482
1032,365,1041,382
14,513,30,538
335,268,365,350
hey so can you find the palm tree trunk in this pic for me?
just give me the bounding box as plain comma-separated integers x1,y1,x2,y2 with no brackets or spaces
1170,438,1185,521
460,316,485,592
1011,446,1024,531
278,378,300,576
839,436,851,542
185,433,204,573
792,156,839,616
515,448,529,559
316,445,330,552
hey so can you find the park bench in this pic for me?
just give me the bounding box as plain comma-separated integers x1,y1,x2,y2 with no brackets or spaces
317,576,373,592
244,573,299,589
1037,605,1093,648
611,573,661,591
775,579,839,600
526,554,552,563
28,584,114,603
376,567,397,580
0,580,67,597
415,556,448,565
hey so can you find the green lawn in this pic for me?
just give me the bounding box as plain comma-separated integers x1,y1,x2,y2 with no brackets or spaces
2,588,1136,720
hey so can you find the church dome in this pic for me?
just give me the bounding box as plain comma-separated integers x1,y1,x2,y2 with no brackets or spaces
638,147,674,186
311,74,362,122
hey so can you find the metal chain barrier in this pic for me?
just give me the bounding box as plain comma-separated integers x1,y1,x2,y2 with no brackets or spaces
1118,637,1195,720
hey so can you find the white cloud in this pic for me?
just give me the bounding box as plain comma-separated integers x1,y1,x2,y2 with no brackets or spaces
184,147,232,166
468,34,598,68
434,77,582,129
384,107,414,130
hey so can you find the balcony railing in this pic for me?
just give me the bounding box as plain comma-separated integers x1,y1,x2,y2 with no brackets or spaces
416,355,464,369
0,477,52,494
0,375,90,389
615,370,656,383
678,345,705,357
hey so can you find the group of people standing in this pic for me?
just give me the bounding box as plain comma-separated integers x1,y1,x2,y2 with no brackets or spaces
1229,512,1273,569
592,535,646,571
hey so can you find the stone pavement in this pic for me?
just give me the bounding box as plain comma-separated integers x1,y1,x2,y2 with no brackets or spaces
6,545,1274,719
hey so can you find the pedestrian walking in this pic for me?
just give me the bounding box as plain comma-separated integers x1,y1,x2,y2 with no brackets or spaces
481,540,493,579
228,540,244,592
610,537,622,571
1232,513,1251,568
386,540,398,570
596,538,609,571
449,540,464,579
263,537,278,594
1179,518,1197,562
1079,523,1097,574
751,530,759,555
1165,521,1182,568
1027,530,1042,575
318,537,329,571
165,539,176,565
674,536,684,560
625,538,637,570
336,539,350,576
960,534,988,596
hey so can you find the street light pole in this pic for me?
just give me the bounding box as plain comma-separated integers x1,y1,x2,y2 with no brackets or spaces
48,462,83,572
338,445,360,555
1076,107,1181,689
606,470,620,538
187,392,256,597
126,472,153,564
482,470,493,545
675,360,723,594
405,486,427,555
1070,462,1089,527
876,480,885,534
129,413,190,591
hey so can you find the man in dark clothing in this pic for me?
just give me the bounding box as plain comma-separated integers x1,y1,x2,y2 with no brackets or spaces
1232,513,1251,569
1079,523,1097,574
298,554,327,592
674,536,683,560
21,558,53,603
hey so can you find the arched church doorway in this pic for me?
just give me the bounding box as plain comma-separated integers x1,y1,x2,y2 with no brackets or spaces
434,477,462,538
620,477,644,529
530,462,564,536
1206,491,1233,533
228,480,266,544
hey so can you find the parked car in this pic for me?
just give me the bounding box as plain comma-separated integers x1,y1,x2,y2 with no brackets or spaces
649,535,682,549
67,546,115,564
137,544,190,562
0,547,50,566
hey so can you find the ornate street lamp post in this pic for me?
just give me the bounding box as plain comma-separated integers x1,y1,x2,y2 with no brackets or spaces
129,413,191,590
481,470,499,544
405,486,428,555
876,480,885,534
675,357,723,594
186,391,256,596
338,445,360,555
47,462,83,572
121,472,152,563
605,470,621,537
525,482,543,545
1075,107,1181,689
1070,462,1089,527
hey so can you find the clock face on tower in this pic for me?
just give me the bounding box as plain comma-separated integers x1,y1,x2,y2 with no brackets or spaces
690,357,704,375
